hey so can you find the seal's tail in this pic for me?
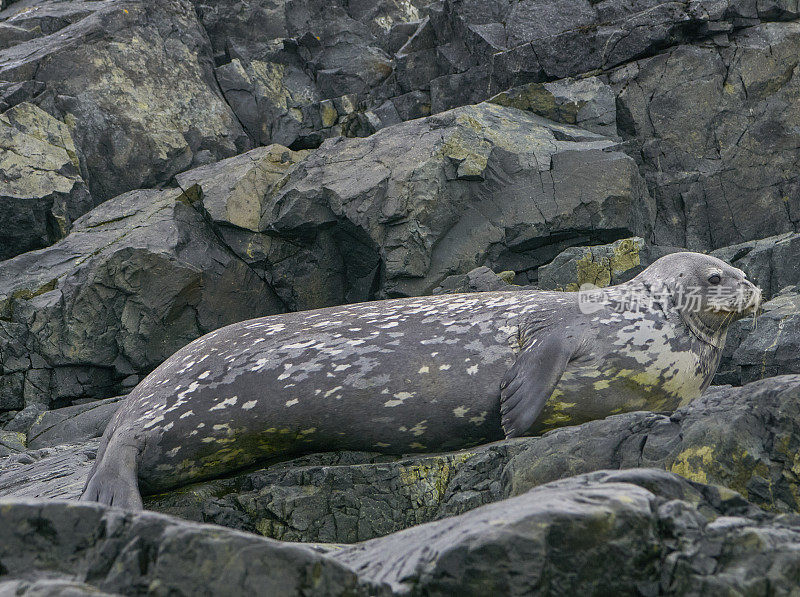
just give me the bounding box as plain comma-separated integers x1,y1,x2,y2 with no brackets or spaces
80,439,143,510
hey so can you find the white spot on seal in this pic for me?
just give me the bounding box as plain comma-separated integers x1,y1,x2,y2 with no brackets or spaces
209,396,238,411
418,366,430,373
143,415,164,429
166,446,181,457
285,398,299,407
283,339,316,350
466,364,479,375
242,400,258,410
453,406,469,418
384,391,414,407
180,410,194,419
250,358,268,371
198,370,210,379
439,364,451,370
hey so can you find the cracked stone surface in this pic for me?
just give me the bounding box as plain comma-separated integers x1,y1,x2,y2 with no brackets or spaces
264,101,654,296
611,21,800,250
0,102,92,260
0,185,283,409
0,0,251,205
6,469,800,595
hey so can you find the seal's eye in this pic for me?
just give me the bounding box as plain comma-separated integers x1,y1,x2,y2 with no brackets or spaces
708,273,721,285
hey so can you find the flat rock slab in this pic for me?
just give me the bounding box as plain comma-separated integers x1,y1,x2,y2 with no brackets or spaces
0,441,97,499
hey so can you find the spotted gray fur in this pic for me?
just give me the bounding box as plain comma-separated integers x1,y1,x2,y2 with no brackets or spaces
81,252,761,509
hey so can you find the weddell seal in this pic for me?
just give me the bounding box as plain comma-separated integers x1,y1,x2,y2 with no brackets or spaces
81,252,760,509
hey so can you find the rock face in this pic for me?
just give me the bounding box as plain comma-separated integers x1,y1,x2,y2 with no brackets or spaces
0,0,250,205
0,186,283,410
265,102,654,296
612,22,800,250
0,498,370,596
6,469,800,595
0,102,91,259
715,288,800,385
711,232,800,300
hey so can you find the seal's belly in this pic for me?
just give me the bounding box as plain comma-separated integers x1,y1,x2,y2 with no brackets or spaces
531,347,709,433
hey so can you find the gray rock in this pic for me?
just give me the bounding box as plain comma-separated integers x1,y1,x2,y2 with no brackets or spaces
0,441,98,499
0,498,372,596
711,232,800,300
0,102,92,260
265,101,654,297
433,266,522,294
0,0,251,203
0,186,283,411
175,144,309,233
611,22,800,250
0,428,24,455
537,237,684,290
715,288,800,385
175,144,352,311
332,469,771,596
489,76,618,137
26,395,122,449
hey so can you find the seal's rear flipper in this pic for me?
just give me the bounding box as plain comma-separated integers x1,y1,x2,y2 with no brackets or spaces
500,335,574,438
80,441,143,510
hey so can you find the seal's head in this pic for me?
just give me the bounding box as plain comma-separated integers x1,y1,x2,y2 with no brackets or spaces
634,252,762,347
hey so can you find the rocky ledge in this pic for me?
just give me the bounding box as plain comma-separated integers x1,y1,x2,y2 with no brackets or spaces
4,468,800,595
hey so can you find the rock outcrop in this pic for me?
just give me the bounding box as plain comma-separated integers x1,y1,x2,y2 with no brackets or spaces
0,186,283,411
6,469,800,595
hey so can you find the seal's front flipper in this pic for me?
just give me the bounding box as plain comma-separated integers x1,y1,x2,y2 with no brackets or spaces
80,441,143,510
500,335,573,438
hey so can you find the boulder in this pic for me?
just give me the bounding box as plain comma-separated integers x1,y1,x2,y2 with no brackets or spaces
0,441,98,499
0,102,92,259
711,232,800,300
488,76,618,137
537,237,683,290
26,395,123,449
0,498,371,596
333,469,778,596
715,288,800,385
265,101,654,296
174,144,353,311
433,266,522,295
8,470,800,595
0,0,250,203
0,185,283,411
175,144,309,233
